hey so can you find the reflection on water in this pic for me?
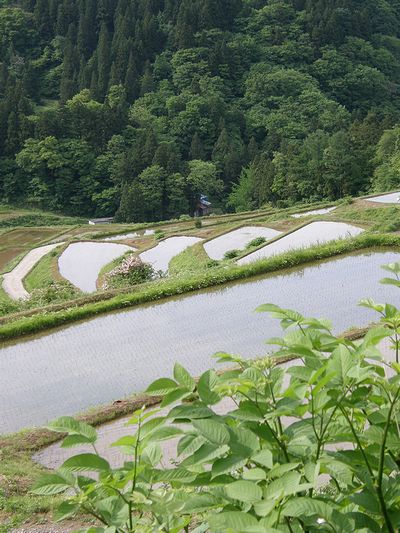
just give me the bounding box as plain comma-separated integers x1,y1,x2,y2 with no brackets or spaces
238,221,363,265
140,236,203,272
58,242,134,292
103,229,155,241
365,192,400,204
204,226,281,260
291,207,337,218
0,250,399,433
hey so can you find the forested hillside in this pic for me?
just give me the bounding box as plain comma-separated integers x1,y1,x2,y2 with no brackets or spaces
1,0,400,221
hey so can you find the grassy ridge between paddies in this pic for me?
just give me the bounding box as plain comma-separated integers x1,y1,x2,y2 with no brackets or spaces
0,232,399,342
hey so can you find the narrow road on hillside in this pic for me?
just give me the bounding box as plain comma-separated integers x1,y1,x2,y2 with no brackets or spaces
2,242,64,300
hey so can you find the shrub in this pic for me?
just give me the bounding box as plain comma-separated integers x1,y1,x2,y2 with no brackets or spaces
102,254,155,290
246,236,267,249
195,219,202,228
155,230,165,240
33,263,400,533
179,214,192,221
0,214,83,227
224,249,240,259
29,282,80,305
206,259,219,268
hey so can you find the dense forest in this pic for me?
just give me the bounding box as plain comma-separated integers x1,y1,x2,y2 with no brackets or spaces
1,0,400,221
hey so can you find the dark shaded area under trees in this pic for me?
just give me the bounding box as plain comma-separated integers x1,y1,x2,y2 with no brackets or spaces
1,0,400,221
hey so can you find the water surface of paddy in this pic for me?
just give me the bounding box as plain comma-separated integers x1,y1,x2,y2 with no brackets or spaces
291,207,337,218
365,192,400,204
0,250,398,433
238,221,363,265
103,229,155,241
58,242,134,292
140,236,203,272
204,226,281,260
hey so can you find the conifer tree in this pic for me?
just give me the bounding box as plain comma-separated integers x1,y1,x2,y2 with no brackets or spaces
97,22,111,100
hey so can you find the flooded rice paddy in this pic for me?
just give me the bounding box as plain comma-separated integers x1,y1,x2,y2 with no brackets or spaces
204,226,282,260
291,207,337,218
0,250,399,434
103,229,155,241
238,221,363,265
140,236,203,272
58,242,134,292
365,191,400,204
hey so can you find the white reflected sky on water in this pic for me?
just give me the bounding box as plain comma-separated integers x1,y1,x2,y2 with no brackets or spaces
1,250,399,433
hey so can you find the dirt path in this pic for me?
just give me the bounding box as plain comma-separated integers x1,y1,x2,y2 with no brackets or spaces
2,243,64,300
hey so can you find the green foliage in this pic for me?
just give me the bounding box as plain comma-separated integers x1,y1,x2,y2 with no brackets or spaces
102,254,157,291
372,126,400,192
0,214,82,227
1,0,400,220
38,263,400,532
223,249,240,259
246,236,267,249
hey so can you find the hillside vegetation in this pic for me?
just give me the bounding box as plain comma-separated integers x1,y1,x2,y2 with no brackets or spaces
1,0,400,221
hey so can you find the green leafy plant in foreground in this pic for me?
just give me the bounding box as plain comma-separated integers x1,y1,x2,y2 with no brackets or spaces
33,264,400,532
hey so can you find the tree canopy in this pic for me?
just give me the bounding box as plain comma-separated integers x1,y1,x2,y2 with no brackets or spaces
1,0,400,219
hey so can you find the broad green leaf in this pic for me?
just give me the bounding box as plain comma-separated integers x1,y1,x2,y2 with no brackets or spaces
173,363,195,392
168,404,214,420
225,480,262,503
211,455,246,478
61,453,110,473
46,417,97,443
228,426,260,456
264,471,302,500
146,378,178,395
161,387,191,407
153,468,196,483
177,434,206,456
183,494,219,513
182,443,229,467
283,497,335,519
243,468,266,481
141,442,162,466
208,511,259,531
192,418,230,445
198,370,221,405
380,277,400,287
139,416,165,438
251,449,273,469
54,501,80,521
31,473,73,495
382,262,400,275
146,426,183,442
61,434,96,448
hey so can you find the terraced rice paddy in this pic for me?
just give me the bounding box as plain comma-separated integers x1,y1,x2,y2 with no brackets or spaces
140,236,203,272
58,242,135,292
103,229,155,241
0,227,67,272
291,207,337,218
204,226,282,260
2,243,64,300
365,191,400,204
0,250,398,433
238,221,363,265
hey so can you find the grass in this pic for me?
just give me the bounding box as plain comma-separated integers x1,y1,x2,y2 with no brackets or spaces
24,250,60,292
169,242,212,275
336,203,400,232
1,232,399,342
